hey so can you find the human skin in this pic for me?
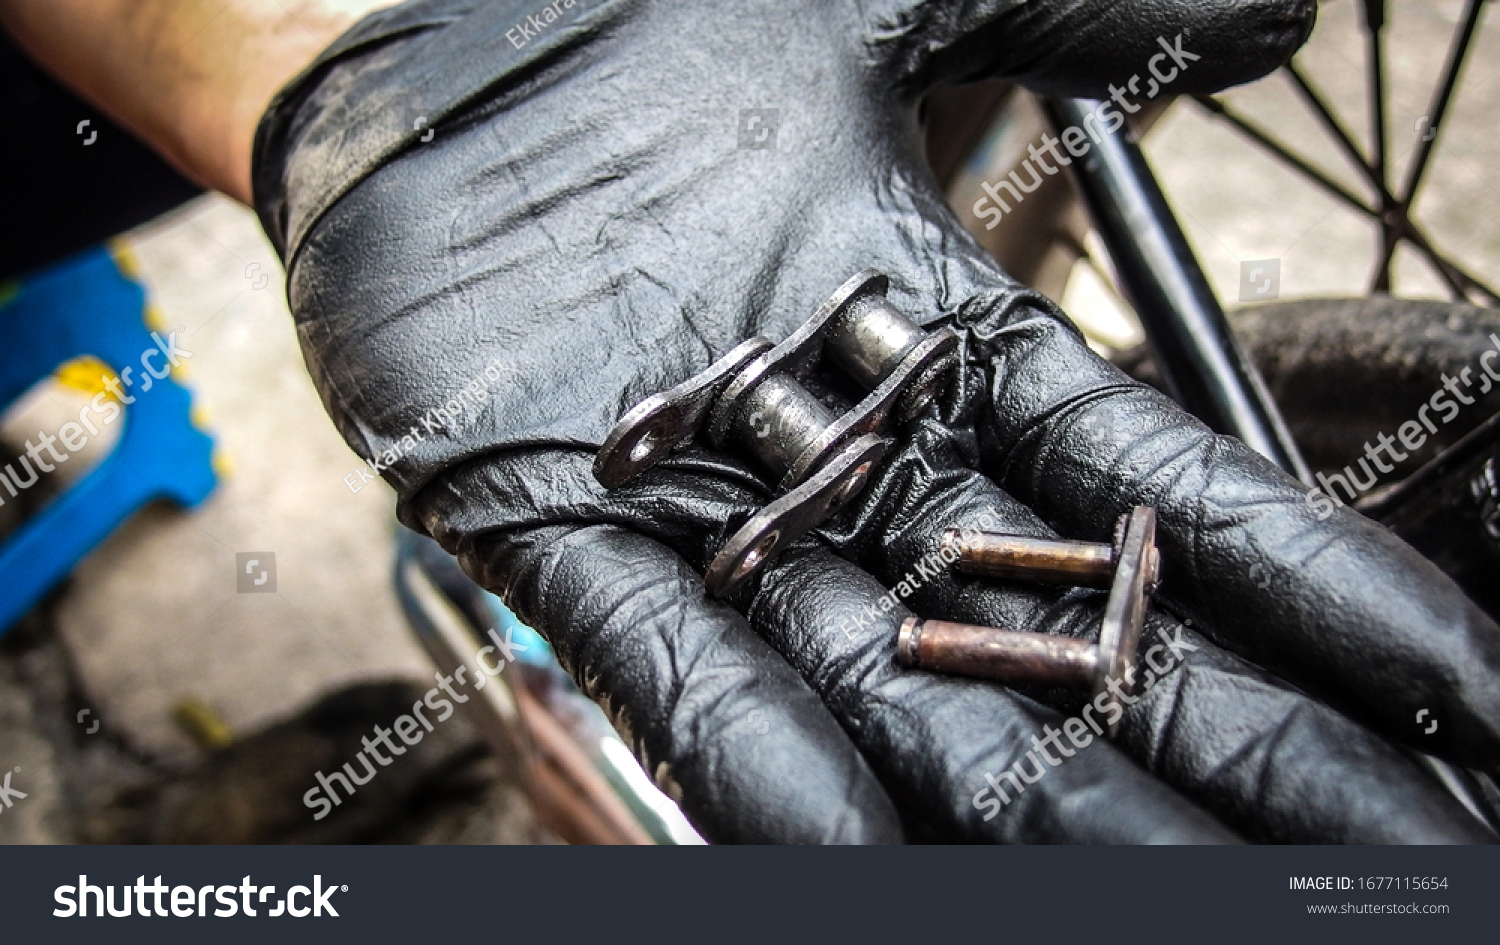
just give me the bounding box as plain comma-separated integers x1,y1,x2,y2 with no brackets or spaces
0,0,397,203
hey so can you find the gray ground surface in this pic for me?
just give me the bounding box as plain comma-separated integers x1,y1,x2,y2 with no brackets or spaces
0,196,549,844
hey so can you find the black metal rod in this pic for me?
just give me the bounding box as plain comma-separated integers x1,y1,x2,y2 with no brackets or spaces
1044,97,1312,484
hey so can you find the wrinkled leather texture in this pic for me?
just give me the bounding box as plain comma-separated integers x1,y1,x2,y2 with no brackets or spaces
253,0,1500,843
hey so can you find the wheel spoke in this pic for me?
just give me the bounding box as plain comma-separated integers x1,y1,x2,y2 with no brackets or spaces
1404,231,1500,306
1185,7,1495,307
1284,63,1385,202
1361,0,1394,290
1190,97,1494,304
1369,0,1487,297
1398,0,1486,212
1361,0,1389,194
1190,96,1375,217
1395,228,1486,304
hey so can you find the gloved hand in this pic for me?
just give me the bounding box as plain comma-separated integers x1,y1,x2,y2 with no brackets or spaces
253,0,1500,843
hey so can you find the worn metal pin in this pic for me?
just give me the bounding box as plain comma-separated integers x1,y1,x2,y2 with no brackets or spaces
899,506,1161,737
897,617,1102,688
939,513,1159,591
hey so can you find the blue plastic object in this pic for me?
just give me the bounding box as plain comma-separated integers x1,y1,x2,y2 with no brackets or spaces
0,245,217,635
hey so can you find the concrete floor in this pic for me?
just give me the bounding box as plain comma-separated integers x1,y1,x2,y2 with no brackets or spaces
0,194,550,843
58,196,433,765
1,0,1496,844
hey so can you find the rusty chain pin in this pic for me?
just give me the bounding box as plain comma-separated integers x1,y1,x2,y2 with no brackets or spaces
896,507,1160,737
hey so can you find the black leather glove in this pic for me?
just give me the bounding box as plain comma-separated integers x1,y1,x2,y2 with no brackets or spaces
253,0,1500,843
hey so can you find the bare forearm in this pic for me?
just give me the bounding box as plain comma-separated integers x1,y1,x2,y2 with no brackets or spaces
0,0,396,203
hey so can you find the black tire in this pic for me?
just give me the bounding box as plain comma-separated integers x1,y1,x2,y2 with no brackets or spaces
1113,296,1500,492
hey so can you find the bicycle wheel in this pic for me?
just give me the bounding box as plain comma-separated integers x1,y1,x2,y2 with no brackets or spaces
1113,295,1500,488
928,0,1497,347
